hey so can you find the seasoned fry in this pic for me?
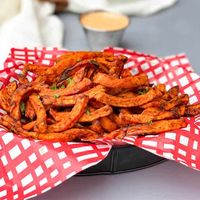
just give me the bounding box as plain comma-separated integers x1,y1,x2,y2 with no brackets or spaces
39,78,92,97
141,99,166,109
42,85,105,107
0,51,198,142
117,91,138,98
29,93,47,133
94,88,161,107
47,95,89,132
22,121,35,131
89,120,105,134
120,68,132,78
126,118,187,136
10,83,46,120
79,105,113,122
185,103,200,116
0,81,17,112
24,63,49,76
100,116,118,132
105,118,187,139
1,114,98,141
17,74,29,84
161,94,189,110
162,86,179,100
25,100,36,120
120,106,186,124
93,72,149,89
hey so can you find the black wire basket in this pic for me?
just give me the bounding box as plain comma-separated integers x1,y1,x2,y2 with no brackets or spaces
78,145,165,175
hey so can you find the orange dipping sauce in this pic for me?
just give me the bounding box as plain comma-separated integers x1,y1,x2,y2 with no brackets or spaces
80,11,129,31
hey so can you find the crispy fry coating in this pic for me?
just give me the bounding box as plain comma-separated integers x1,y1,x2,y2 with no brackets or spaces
105,118,187,139
40,78,92,97
126,118,187,136
47,95,89,132
29,93,47,133
42,85,105,107
100,116,118,132
93,73,148,89
79,105,113,122
89,120,105,134
0,81,17,112
185,103,200,116
24,63,49,76
25,100,36,120
10,83,46,120
94,88,161,107
161,94,189,110
22,121,35,131
0,114,98,142
120,106,186,124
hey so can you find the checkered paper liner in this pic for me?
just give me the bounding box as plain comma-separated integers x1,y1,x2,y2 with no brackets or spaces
0,47,200,200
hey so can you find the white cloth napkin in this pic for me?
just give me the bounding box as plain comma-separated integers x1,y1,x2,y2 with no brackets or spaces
0,0,63,67
67,0,177,16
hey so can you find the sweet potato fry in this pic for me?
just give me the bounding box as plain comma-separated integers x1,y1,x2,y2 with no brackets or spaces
25,100,36,120
10,83,47,120
141,99,166,109
17,74,29,84
100,116,118,132
89,120,105,134
93,72,149,89
185,103,200,116
72,67,87,83
0,81,17,112
22,121,35,131
126,118,187,136
40,78,92,97
59,59,106,83
105,118,187,139
29,93,47,133
0,115,99,142
120,106,186,124
24,63,50,76
162,86,179,100
94,88,162,107
37,128,99,142
49,108,68,121
117,91,138,98
47,95,89,132
96,55,127,76
120,68,132,78
43,85,105,107
161,94,189,110
79,105,113,122
169,86,179,97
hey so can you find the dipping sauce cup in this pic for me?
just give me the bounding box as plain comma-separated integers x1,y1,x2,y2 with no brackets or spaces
80,11,130,50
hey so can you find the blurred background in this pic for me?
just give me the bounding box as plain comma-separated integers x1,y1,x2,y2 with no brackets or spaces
1,0,199,70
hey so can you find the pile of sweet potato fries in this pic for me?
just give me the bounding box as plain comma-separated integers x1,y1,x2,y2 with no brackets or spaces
0,52,200,142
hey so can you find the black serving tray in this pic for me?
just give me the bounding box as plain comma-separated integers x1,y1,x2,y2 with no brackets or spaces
78,145,165,176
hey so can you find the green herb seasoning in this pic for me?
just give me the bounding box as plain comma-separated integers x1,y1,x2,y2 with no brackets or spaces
60,84,65,89
147,120,153,125
86,108,91,115
76,58,82,62
89,60,99,67
67,77,75,86
50,84,57,90
54,94,60,98
137,88,149,95
20,102,26,114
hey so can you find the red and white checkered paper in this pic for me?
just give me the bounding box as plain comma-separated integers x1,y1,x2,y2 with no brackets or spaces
0,47,200,200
